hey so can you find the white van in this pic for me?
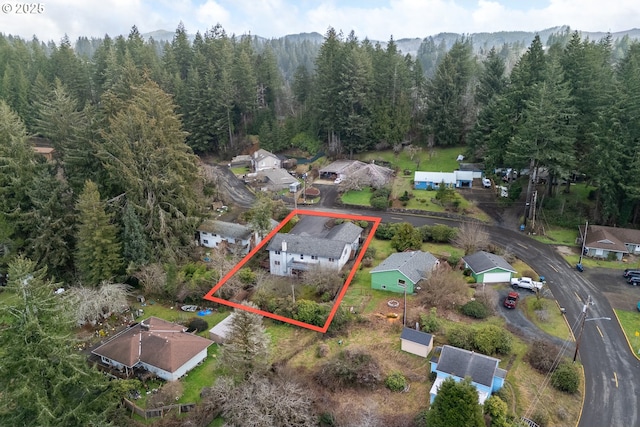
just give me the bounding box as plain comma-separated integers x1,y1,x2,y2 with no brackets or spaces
482,177,492,188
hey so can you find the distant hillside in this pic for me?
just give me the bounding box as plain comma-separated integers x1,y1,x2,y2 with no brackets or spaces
142,25,640,56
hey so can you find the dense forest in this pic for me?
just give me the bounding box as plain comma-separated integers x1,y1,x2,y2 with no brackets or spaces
1,22,640,283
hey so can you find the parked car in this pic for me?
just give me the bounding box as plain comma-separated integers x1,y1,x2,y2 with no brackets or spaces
627,276,640,286
504,291,519,309
334,177,343,184
482,177,492,188
623,269,640,278
624,271,640,280
511,277,544,292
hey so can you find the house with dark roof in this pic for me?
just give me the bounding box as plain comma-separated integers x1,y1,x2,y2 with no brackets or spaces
429,345,507,404
252,148,281,172
259,168,298,191
578,224,640,260
91,317,213,381
319,160,366,181
400,327,434,358
370,251,439,293
197,219,278,255
267,220,363,276
462,251,516,283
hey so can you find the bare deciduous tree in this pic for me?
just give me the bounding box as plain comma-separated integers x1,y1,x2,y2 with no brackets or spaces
202,374,316,427
66,282,131,326
302,264,344,298
134,263,167,296
417,268,468,310
452,221,490,255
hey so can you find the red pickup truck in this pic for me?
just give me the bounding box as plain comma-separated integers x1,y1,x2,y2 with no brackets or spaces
504,291,519,309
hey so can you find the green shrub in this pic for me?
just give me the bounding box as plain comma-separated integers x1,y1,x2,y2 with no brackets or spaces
474,324,513,355
238,267,257,285
447,254,460,267
374,222,397,240
420,307,441,333
186,317,209,333
465,276,477,284
370,196,390,210
551,362,580,393
447,326,475,351
461,300,490,319
385,372,408,392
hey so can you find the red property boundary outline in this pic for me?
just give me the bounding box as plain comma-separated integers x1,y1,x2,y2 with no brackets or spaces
203,209,381,333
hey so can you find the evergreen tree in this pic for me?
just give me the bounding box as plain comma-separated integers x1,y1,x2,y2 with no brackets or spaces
75,180,122,285
99,79,200,260
22,167,76,278
475,47,507,107
121,202,151,269
425,377,484,427
425,38,476,146
0,256,129,426
218,302,271,379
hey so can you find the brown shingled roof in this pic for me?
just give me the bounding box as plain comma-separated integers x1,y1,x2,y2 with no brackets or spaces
92,317,212,373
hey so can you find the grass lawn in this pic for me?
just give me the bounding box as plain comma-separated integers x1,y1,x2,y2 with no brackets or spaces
531,227,578,246
614,309,640,356
340,187,372,206
521,296,572,340
230,166,250,175
562,254,633,270
179,344,222,403
357,146,462,173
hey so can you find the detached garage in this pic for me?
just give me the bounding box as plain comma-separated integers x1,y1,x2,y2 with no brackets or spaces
462,251,516,284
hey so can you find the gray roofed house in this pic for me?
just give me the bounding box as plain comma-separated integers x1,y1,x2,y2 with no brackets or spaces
462,251,516,284
252,149,281,172
370,251,439,293
429,345,507,404
259,168,298,190
267,220,363,276
197,219,278,255
267,233,350,260
319,160,366,180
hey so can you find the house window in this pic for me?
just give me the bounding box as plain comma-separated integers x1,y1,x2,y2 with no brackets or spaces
329,258,335,262
311,255,318,260
398,279,406,286
300,254,304,259
274,261,280,266
275,250,281,255
203,240,209,244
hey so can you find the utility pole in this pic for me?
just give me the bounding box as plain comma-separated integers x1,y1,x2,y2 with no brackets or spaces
578,220,589,265
531,190,538,229
573,297,590,362
573,295,611,362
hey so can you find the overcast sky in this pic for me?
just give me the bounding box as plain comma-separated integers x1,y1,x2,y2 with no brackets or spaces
2,0,639,43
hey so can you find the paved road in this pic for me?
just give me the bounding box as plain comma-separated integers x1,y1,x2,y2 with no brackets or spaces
312,206,640,427
216,172,640,426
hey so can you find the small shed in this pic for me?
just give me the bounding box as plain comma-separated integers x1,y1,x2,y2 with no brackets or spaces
400,328,433,358
208,313,235,344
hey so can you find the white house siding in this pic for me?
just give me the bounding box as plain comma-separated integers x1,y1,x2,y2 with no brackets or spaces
401,339,431,358
268,244,351,277
140,349,208,381
198,232,224,248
